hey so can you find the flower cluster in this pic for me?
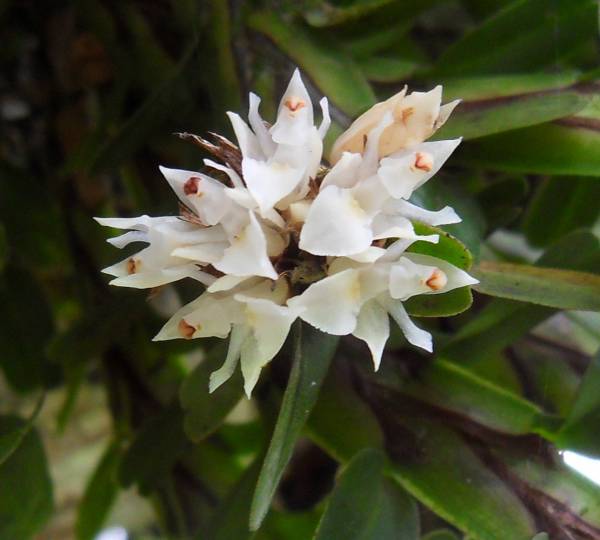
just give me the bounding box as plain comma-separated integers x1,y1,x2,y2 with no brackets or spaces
97,70,477,397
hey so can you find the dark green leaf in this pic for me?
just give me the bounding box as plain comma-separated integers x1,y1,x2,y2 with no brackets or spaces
476,176,528,231
405,288,473,318
455,121,600,176
180,341,244,442
422,530,460,540
358,56,418,83
76,441,122,540
408,223,473,271
445,230,600,360
441,71,581,102
88,39,199,175
472,261,600,311
386,358,557,436
248,11,375,116
303,0,398,26
523,177,600,248
249,323,339,530
0,266,54,392
315,448,419,540
557,351,600,456
207,458,261,540
0,417,53,539
390,418,536,540
435,0,597,75
0,393,44,465
436,91,589,140
0,222,6,271
118,403,187,494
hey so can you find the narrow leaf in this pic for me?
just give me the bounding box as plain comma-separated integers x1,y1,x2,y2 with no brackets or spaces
0,417,53,539
436,91,589,141
248,11,375,116
249,323,339,530
76,442,122,540
0,393,44,465
315,449,419,540
472,261,600,311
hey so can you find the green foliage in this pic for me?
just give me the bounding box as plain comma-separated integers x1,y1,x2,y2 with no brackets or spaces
1,0,599,539
0,417,53,539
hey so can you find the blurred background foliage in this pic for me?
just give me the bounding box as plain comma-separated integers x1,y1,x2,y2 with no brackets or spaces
1,0,600,539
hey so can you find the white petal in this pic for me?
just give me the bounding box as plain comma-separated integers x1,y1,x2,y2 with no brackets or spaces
214,211,277,279
385,199,461,226
299,185,372,256
404,253,479,292
109,265,214,289
435,99,461,130
351,175,390,217
320,152,362,190
95,215,155,230
378,138,462,199
227,111,263,160
318,97,331,139
381,296,432,352
207,274,252,293
106,230,147,248
353,300,389,370
359,112,394,178
209,325,249,393
153,293,235,341
248,92,276,157
346,246,386,263
204,159,244,189
378,85,443,156
171,242,228,264
379,235,439,263
242,158,304,213
329,86,407,164
389,257,440,300
288,269,362,335
236,297,296,397
270,69,314,145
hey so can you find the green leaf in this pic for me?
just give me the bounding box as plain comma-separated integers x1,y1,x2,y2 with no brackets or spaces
435,0,597,75
308,361,384,463
408,223,473,270
531,534,549,540
523,177,600,248
445,231,600,360
0,222,6,271
303,0,398,26
472,261,600,311
499,450,600,529
76,441,122,540
422,530,460,540
118,403,187,494
179,341,244,442
389,418,536,540
315,449,419,540
88,38,199,175
0,417,53,539
435,91,589,140
455,121,600,176
380,358,557,436
207,459,261,540
358,56,418,83
556,351,600,456
248,11,375,116
0,266,54,392
249,323,339,531
476,176,528,231
441,71,582,102
0,393,44,465
405,288,473,318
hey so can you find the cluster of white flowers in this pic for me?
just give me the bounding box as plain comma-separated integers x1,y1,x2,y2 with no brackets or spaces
97,70,477,397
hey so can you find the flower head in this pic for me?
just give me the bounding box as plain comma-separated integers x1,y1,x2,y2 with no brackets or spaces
97,69,476,397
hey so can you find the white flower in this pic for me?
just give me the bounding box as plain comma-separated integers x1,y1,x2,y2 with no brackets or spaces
97,69,476,395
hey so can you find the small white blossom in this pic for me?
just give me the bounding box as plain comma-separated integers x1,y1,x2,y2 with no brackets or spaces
97,69,476,396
